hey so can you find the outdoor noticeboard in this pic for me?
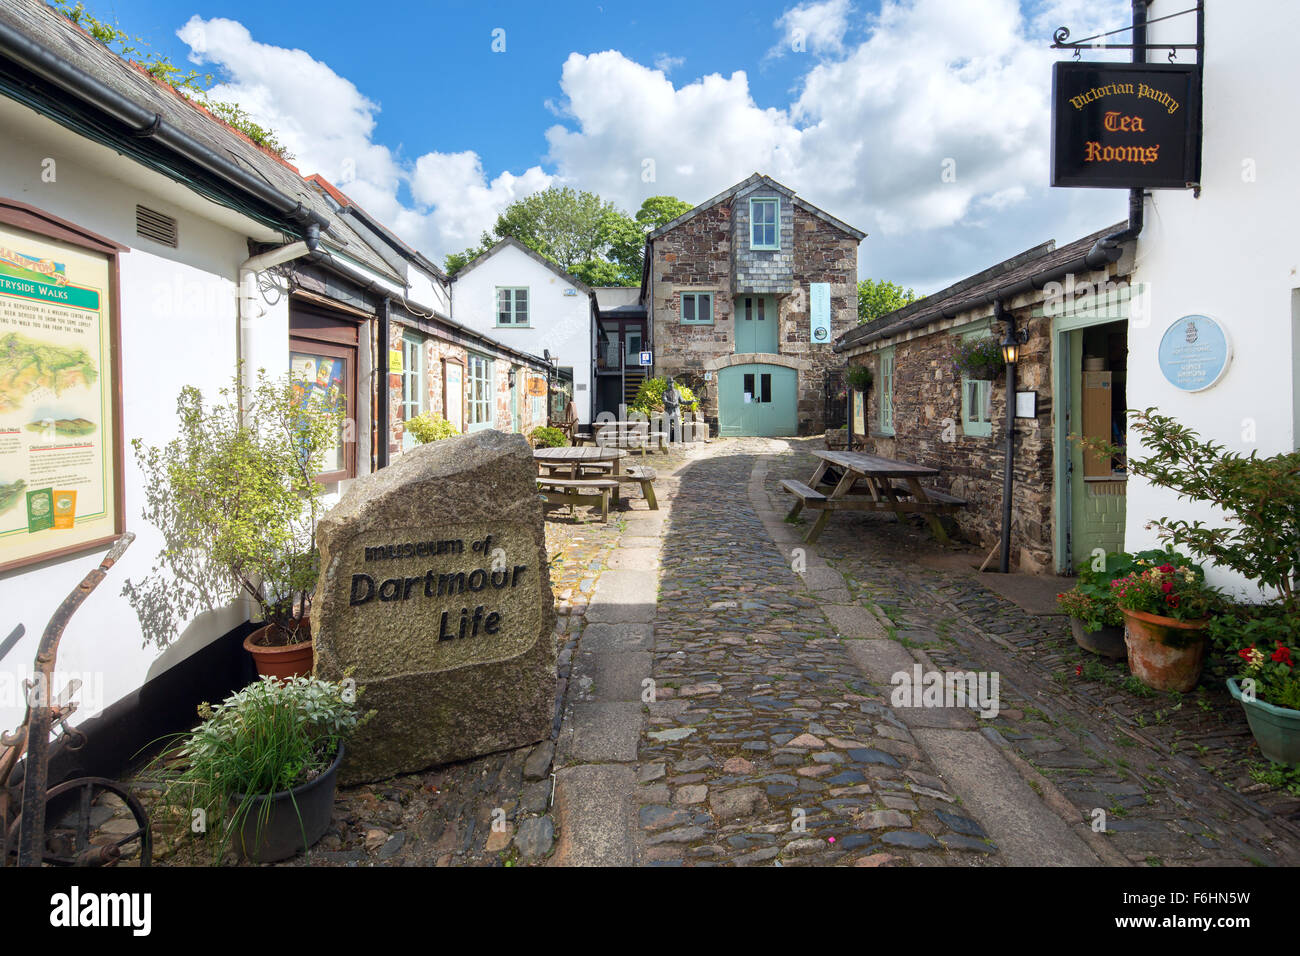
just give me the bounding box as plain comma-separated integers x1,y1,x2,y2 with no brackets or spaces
810,283,831,343
1051,61,1201,189
0,214,122,572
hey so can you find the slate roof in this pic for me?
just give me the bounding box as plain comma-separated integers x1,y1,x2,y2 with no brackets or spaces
836,222,1130,352
646,173,867,242
0,0,400,283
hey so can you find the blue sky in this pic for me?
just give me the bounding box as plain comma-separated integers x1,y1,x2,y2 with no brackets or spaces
87,0,1138,290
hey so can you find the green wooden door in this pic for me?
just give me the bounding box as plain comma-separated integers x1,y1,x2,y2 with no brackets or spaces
718,364,797,436
735,296,777,353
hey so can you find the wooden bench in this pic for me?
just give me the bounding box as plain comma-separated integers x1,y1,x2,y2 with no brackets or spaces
888,485,968,507
780,479,828,521
619,464,658,510
537,477,619,521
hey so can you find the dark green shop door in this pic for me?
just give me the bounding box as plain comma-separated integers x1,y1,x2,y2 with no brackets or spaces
718,363,797,436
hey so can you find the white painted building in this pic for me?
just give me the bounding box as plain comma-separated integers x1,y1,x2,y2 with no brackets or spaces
1124,2,1300,602
452,238,596,423
0,0,405,736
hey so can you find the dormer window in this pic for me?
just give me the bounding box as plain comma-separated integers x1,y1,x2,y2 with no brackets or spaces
750,198,779,250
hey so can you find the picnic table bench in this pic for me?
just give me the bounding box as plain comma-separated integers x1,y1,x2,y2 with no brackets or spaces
781,450,966,544
534,445,629,517
593,421,668,454
536,476,619,521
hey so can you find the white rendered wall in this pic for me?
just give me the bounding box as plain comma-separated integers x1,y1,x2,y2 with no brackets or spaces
452,244,592,421
1126,3,1300,601
0,100,289,730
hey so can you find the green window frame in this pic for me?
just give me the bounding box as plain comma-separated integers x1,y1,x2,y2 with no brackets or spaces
750,198,779,250
466,352,494,431
681,291,714,325
960,328,994,437
496,287,529,326
878,347,895,435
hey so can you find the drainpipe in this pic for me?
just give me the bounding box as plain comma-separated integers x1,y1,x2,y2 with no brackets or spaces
997,301,1017,574
237,223,320,393
377,297,391,470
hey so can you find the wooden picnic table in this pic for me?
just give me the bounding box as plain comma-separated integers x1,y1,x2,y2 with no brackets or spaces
534,445,629,507
781,449,966,544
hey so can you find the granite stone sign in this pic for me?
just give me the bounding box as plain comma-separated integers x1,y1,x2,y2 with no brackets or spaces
312,429,556,784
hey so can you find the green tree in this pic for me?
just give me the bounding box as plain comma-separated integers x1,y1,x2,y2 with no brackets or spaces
444,191,694,286
858,278,920,324
635,195,694,231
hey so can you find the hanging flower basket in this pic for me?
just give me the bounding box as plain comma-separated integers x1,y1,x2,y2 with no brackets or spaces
952,338,1004,380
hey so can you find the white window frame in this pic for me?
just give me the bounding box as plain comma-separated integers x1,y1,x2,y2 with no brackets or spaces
400,332,425,449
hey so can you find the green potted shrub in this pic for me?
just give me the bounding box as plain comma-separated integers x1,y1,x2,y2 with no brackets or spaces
404,412,459,444
155,675,368,863
629,376,700,416
1216,607,1300,766
529,425,568,448
951,338,1004,380
123,370,343,679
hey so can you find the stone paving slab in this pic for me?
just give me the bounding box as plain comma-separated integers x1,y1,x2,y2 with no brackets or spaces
551,764,639,866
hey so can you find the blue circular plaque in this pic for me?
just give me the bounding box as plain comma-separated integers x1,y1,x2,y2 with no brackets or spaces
1158,315,1231,392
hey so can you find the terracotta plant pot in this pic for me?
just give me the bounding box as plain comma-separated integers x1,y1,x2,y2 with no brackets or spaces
243,621,314,680
1227,679,1300,766
1069,618,1126,660
1121,608,1208,693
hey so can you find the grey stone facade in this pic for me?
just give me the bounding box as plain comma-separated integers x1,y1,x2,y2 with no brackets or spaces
645,175,863,435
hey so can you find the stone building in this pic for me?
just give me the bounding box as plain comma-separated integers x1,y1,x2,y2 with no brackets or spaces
642,174,864,436
835,225,1135,574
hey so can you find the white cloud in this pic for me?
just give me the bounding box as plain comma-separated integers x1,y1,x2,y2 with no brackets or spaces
176,15,550,260
653,53,685,74
175,1,1135,289
769,0,854,59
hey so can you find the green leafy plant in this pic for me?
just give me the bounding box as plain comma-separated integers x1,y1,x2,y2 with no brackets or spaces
530,426,568,448
1082,408,1300,611
846,365,873,391
1058,548,1197,632
629,377,700,415
404,413,459,444
1210,605,1300,711
123,370,343,649
952,337,1004,380
152,675,369,863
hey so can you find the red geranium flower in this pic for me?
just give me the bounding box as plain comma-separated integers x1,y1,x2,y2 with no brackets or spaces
1166,595,1180,608
1238,645,1257,661
1272,645,1293,666
1161,581,1173,593
1158,564,1175,573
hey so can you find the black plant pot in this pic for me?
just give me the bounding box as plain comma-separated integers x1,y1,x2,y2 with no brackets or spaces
231,743,343,863
1069,618,1126,660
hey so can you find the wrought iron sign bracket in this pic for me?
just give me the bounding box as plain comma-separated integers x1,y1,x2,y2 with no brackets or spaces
1053,3,1203,63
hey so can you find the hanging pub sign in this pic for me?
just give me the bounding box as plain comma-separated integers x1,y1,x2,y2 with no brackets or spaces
1051,61,1201,189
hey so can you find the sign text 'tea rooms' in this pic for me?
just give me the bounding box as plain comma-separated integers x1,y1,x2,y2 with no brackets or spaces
1051,61,1201,189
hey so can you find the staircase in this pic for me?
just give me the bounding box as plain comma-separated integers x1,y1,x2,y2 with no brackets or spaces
623,369,646,404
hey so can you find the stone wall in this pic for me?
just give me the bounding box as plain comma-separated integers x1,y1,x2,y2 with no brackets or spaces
385,325,546,456
853,305,1055,572
651,199,858,435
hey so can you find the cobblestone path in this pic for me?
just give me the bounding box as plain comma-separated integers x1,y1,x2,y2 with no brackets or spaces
630,440,1001,866
764,438,1300,868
